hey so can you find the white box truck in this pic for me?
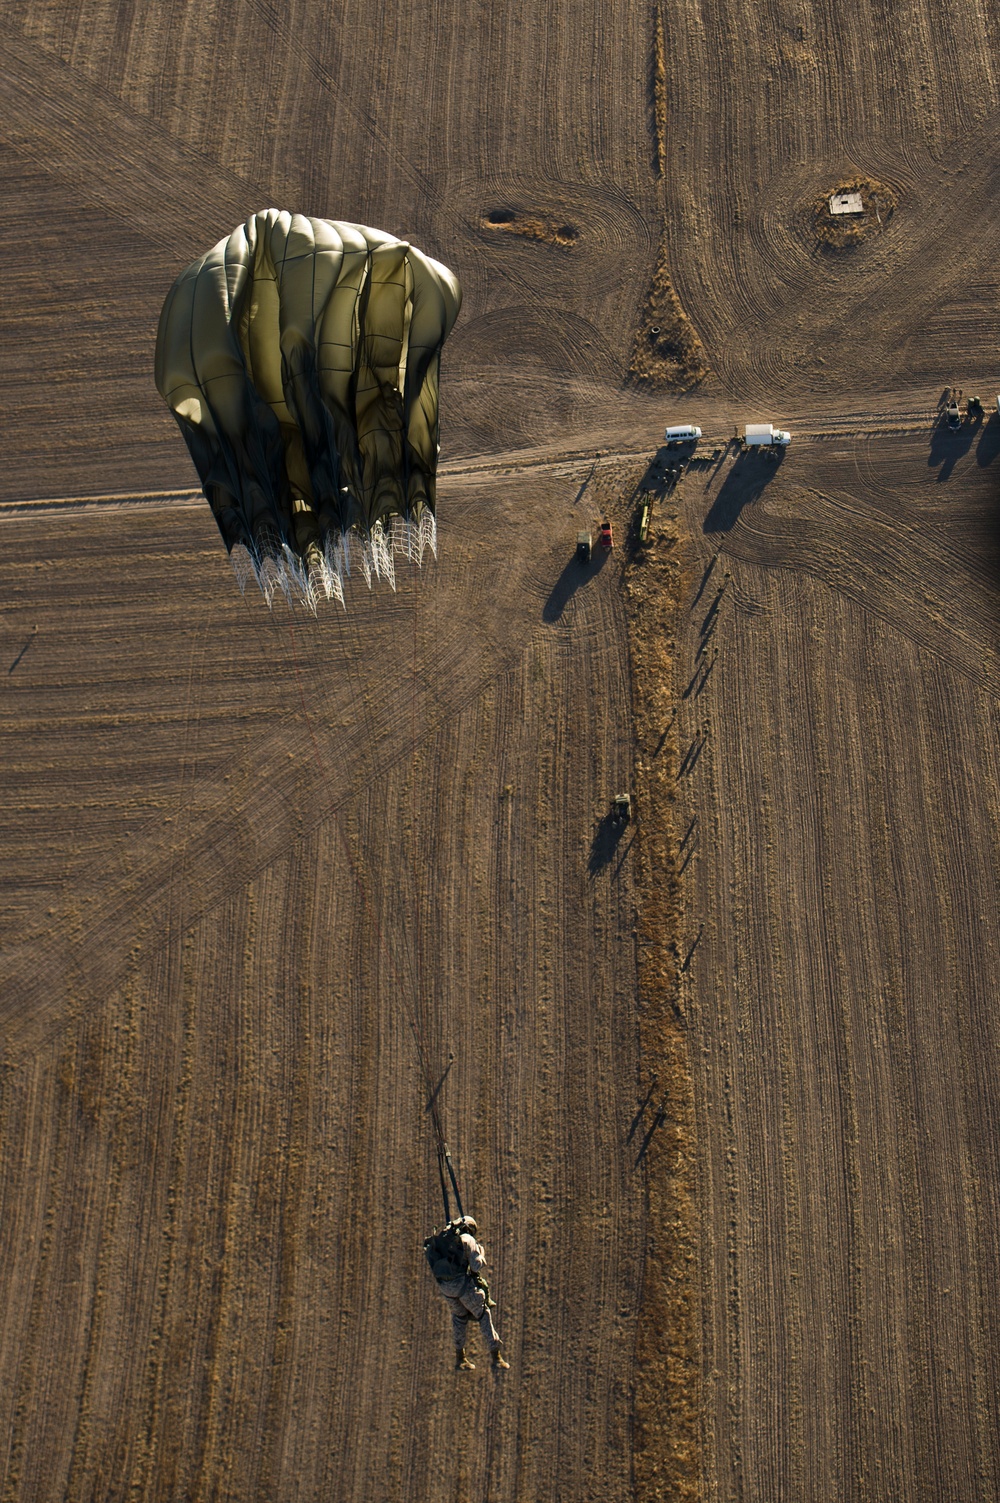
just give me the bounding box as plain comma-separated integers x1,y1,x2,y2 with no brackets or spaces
741,423,791,447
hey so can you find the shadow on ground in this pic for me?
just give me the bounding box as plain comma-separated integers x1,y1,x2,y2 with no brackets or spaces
639,442,697,500
588,809,629,874
8,628,37,674
977,414,1000,468
704,448,784,533
928,413,979,480
543,544,608,621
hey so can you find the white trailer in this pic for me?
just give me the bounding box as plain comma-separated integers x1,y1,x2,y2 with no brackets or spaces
741,422,791,447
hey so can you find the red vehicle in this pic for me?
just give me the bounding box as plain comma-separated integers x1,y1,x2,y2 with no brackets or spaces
598,518,614,549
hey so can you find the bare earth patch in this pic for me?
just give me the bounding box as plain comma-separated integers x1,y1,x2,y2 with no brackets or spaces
630,251,709,391
630,2,708,392
481,209,579,247
809,175,898,250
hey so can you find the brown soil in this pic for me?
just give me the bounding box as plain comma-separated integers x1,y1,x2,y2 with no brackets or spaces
630,249,709,391
672,435,1000,1501
0,475,646,1501
651,2,668,175
809,176,898,250
630,1,709,392
3,0,1000,1499
623,497,701,1502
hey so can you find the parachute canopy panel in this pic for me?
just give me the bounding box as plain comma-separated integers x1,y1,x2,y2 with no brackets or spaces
155,210,462,609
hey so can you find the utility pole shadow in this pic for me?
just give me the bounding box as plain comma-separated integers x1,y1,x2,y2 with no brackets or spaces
635,1098,667,1166
680,925,704,972
8,626,37,674
626,1078,658,1144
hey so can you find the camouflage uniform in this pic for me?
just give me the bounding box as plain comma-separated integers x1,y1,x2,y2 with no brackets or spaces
437,1231,502,1352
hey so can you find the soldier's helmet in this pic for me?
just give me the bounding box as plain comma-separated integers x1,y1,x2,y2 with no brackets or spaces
459,1215,478,1235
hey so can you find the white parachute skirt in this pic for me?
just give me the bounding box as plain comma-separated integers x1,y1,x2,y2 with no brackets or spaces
229,516,436,610
391,511,437,566
230,543,258,596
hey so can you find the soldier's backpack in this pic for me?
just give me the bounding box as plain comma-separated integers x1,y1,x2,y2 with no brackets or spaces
423,1224,467,1285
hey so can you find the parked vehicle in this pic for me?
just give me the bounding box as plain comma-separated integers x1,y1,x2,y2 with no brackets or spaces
741,423,791,447
598,519,614,549
577,530,592,562
664,424,702,445
945,391,962,430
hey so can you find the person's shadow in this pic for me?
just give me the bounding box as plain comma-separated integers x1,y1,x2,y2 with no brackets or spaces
639,442,697,498
704,447,784,533
929,412,977,480
543,542,608,622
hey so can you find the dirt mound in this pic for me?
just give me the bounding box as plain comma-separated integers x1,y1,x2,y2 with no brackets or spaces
809,176,898,250
629,245,709,391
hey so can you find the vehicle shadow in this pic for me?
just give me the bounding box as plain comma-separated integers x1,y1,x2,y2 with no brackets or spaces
704,448,784,534
928,414,978,480
977,413,1000,467
543,543,608,622
588,809,628,874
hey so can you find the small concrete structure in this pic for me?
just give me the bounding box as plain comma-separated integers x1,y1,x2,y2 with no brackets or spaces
829,191,864,215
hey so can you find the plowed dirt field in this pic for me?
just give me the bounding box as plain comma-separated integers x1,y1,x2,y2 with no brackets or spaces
2,1,999,1499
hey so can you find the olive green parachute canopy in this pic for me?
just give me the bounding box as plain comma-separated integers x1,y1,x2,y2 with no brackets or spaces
155,210,462,608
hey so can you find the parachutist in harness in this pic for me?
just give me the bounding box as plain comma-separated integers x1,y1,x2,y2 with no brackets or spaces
422,1061,507,1371
424,1214,508,1371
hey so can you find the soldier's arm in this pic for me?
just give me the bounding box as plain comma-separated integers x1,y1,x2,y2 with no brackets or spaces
460,1234,486,1274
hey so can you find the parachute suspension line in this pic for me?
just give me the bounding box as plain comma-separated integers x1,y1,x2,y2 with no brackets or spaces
277,601,461,1228
443,1146,464,1220
233,519,424,609
234,520,421,607
390,511,437,567
424,1052,466,1226
437,1148,451,1222
244,523,453,1245
230,543,258,595
408,495,461,1223
412,509,431,1201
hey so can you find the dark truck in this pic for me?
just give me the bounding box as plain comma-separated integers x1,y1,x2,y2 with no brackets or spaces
612,793,631,823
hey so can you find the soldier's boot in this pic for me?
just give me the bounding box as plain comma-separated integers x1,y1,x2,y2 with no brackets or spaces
456,1348,475,1371
491,1346,510,1371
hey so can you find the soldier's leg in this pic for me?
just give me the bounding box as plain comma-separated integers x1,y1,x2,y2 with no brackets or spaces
461,1285,502,1353
478,1305,501,1351
444,1295,469,1349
